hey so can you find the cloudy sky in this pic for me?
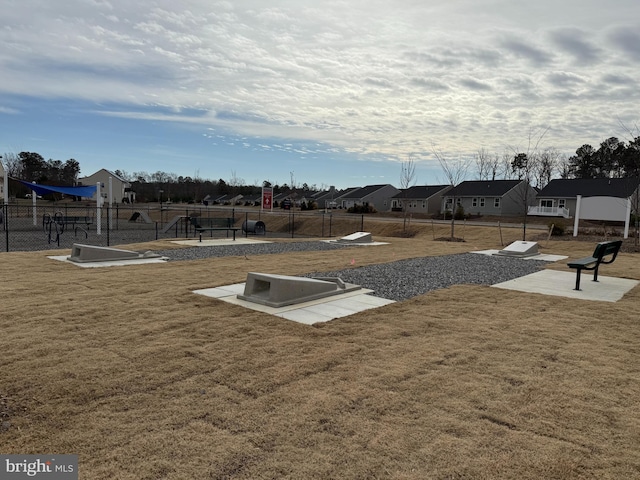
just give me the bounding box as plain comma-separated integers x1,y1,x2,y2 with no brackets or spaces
1,0,639,189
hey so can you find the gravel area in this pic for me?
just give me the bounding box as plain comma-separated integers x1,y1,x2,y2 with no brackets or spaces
153,241,348,260
304,253,547,301
154,242,548,302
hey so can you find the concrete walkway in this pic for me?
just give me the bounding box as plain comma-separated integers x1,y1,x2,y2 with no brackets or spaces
194,283,395,325
492,269,639,302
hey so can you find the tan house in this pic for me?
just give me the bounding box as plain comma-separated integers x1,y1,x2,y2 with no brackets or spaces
78,169,134,204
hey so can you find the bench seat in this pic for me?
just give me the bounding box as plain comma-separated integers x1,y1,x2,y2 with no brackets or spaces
189,216,239,241
567,240,622,290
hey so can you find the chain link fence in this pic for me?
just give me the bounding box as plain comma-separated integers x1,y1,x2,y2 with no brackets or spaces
0,203,375,252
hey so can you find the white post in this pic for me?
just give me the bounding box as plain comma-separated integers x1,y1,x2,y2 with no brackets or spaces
108,177,113,231
624,197,631,239
573,195,581,237
96,182,102,235
32,181,37,226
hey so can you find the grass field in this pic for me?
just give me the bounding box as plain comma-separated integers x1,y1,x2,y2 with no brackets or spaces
1,223,640,479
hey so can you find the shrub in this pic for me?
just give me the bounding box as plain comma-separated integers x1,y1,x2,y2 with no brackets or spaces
548,221,566,236
347,204,377,214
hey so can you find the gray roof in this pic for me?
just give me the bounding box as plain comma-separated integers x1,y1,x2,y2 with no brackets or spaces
393,185,450,199
446,180,521,197
340,184,394,199
538,178,640,198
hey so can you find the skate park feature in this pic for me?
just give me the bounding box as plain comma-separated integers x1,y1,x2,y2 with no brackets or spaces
237,272,362,307
337,231,372,244
68,243,163,263
324,231,388,246
194,273,394,325
494,241,539,258
128,211,153,223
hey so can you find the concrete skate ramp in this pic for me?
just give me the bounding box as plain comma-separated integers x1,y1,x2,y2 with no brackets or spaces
128,211,153,224
238,272,362,308
494,241,539,258
68,243,162,263
337,231,372,244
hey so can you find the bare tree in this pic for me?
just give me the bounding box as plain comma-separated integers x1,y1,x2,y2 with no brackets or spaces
532,147,561,189
617,119,640,244
500,150,517,179
475,148,492,180
400,155,417,231
1,152,22,177
433,147,470,239
557,153,572,179
507,127,550,240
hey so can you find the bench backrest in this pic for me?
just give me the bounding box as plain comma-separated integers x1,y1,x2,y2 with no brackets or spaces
592,240,622,264
189,216,234,228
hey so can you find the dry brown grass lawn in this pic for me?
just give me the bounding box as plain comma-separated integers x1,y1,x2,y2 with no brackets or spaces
2,223,640,479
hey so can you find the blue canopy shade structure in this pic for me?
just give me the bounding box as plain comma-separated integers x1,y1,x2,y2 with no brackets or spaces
11,178,97,198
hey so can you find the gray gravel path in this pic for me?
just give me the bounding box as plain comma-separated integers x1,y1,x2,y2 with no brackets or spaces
154,242,547,301
304,253,547,301
154,241,348,260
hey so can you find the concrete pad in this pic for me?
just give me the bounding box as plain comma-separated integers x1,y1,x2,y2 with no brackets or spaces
492,269,639,302
472,250,568,262
194,283,395,324
49,255,168,268
172,238,272,247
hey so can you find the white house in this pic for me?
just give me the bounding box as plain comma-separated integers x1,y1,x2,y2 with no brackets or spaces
533,177,640,238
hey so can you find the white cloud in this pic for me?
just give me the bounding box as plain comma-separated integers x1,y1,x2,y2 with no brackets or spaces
0,0,639,162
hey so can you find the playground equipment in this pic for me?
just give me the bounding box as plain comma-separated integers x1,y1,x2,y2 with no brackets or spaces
43,212,90,245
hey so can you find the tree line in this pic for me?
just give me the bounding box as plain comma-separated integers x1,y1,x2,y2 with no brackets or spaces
2,152,81,186
4,131,640,202
474,135,640,189
1,151,319,203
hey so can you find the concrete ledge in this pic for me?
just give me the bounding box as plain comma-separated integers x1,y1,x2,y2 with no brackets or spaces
238,272,362,307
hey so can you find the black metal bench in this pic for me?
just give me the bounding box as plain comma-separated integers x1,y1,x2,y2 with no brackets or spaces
60,216,93,228
189,216,239,242
567,240,622,290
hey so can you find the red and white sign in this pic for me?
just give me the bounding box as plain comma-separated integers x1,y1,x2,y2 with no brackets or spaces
262,187,273,211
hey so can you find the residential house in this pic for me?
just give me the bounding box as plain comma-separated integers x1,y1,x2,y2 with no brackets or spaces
78,169,134,204
272,189,317,209
532,177,640,221
241,194,262,206
442,180,537,217
338,184,400,212
310,186,343,209
391,185,452,215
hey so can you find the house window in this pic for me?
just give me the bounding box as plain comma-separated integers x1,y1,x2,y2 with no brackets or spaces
479,198,485,207
445,198,453,209
472,198,478,207
540,199,553,208
558,199,565,208
494,198,500,208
